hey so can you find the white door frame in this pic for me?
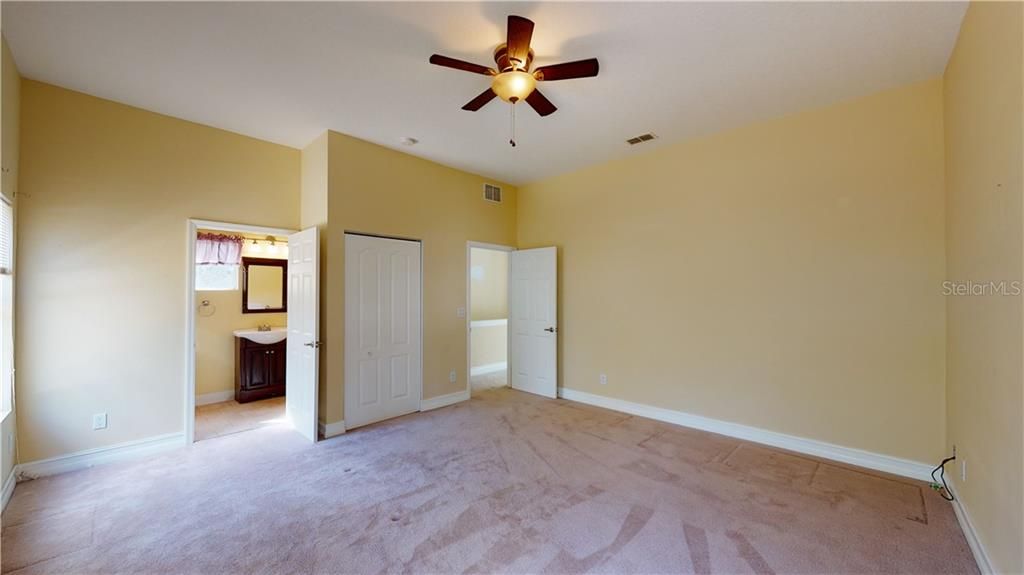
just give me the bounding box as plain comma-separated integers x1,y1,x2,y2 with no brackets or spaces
465,241,515,397
184,219,299,444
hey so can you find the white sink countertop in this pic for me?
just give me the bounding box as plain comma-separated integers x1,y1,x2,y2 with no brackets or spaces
233,327,287,345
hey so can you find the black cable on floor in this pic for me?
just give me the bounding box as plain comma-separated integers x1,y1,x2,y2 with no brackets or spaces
930,456,956,501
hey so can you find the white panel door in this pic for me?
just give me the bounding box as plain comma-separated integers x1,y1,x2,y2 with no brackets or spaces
509,247,557,398
286,227,319,442
344,234,422,429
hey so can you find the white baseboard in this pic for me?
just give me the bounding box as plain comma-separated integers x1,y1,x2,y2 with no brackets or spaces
471,362,507,377
16,432,186,481
558,388,934,482
196,390,234,406
420,390,470,412
2,468,15,511
947,481,994,574
318,420,346,439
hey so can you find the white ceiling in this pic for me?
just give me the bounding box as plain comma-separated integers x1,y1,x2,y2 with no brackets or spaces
2,2,967,186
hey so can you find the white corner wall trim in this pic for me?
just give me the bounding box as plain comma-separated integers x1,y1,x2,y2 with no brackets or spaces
470,318,507,328
196,390,234,406
471,362,507,377
420,390,470,412
2,469,15,512
558,388,934,482
947,482,995,574
15,432,186,481
319,420,347,439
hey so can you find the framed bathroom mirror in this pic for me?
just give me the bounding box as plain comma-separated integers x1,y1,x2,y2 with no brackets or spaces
241,257,288,314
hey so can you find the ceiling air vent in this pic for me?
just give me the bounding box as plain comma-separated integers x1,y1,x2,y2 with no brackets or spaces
483,183,503,204
626,133,658,145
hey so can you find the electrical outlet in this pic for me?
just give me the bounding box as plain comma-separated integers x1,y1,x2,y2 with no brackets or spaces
449,369,457,384
92,413,108,430
599,373,608,385
961,459,967,482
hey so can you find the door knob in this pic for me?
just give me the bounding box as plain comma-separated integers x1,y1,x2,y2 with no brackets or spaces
544,327,557,333
304,341,322,348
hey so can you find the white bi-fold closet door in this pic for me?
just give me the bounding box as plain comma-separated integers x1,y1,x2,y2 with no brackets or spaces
344,233,422,429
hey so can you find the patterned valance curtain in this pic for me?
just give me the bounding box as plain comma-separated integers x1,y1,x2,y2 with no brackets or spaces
196,233,243,265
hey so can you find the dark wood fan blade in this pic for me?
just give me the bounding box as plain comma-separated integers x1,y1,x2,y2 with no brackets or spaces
506,16,535,69
534,58,599,81
525,89,556,117
429,54,496,76
462,89,498,111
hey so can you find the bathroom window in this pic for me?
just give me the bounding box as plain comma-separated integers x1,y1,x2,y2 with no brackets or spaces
195,264,239,291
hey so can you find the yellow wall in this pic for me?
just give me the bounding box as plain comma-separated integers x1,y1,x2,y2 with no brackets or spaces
0,40,17,203
1,36,20,483
519,79,947,464
323,131,516,425
15,81,300,462
471,324,507,369
943,2,1024,572
299,133,334,422
470,247,508,321
194,234,287,398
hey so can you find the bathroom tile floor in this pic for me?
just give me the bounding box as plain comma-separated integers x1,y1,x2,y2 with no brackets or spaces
194,396,287,441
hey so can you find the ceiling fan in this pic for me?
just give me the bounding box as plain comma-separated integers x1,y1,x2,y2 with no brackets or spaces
429,15,599,145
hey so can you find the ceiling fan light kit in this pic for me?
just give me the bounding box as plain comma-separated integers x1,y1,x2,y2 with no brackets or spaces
491,70,536,103
429,15,599,147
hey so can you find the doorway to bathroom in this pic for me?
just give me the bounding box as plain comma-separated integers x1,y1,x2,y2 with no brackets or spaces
184,220,320,444
467,242,513,396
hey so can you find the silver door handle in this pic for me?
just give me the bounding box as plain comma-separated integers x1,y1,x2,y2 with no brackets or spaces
304,341,322,348
544,327,557,333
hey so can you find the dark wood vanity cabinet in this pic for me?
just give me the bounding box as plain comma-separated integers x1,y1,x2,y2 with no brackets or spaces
235,338,286,403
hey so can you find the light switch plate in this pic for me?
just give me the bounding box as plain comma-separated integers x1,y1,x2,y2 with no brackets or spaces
457,307,466,318
92,413,108,430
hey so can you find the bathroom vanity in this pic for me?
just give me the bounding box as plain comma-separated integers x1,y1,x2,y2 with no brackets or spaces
233,328,287,403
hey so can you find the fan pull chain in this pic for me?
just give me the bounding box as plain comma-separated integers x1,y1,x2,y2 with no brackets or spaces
509,103,517,147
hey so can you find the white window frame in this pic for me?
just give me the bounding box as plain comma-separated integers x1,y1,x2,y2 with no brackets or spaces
0,197,14,422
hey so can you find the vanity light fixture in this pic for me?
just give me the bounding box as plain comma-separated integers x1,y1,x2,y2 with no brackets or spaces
249,238,262,253
265,236,279,255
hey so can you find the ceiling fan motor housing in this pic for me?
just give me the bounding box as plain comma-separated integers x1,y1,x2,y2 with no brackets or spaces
493,44,535,72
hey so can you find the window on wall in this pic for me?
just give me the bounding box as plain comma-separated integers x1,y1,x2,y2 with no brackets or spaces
0,198,13,419
195,264,239,291
195,232,242,291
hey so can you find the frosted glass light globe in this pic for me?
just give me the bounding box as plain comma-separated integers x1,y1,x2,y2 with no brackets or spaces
491,70,536,102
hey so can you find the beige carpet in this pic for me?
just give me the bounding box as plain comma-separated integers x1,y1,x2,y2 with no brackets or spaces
195,396,287,442
2,387,976,574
